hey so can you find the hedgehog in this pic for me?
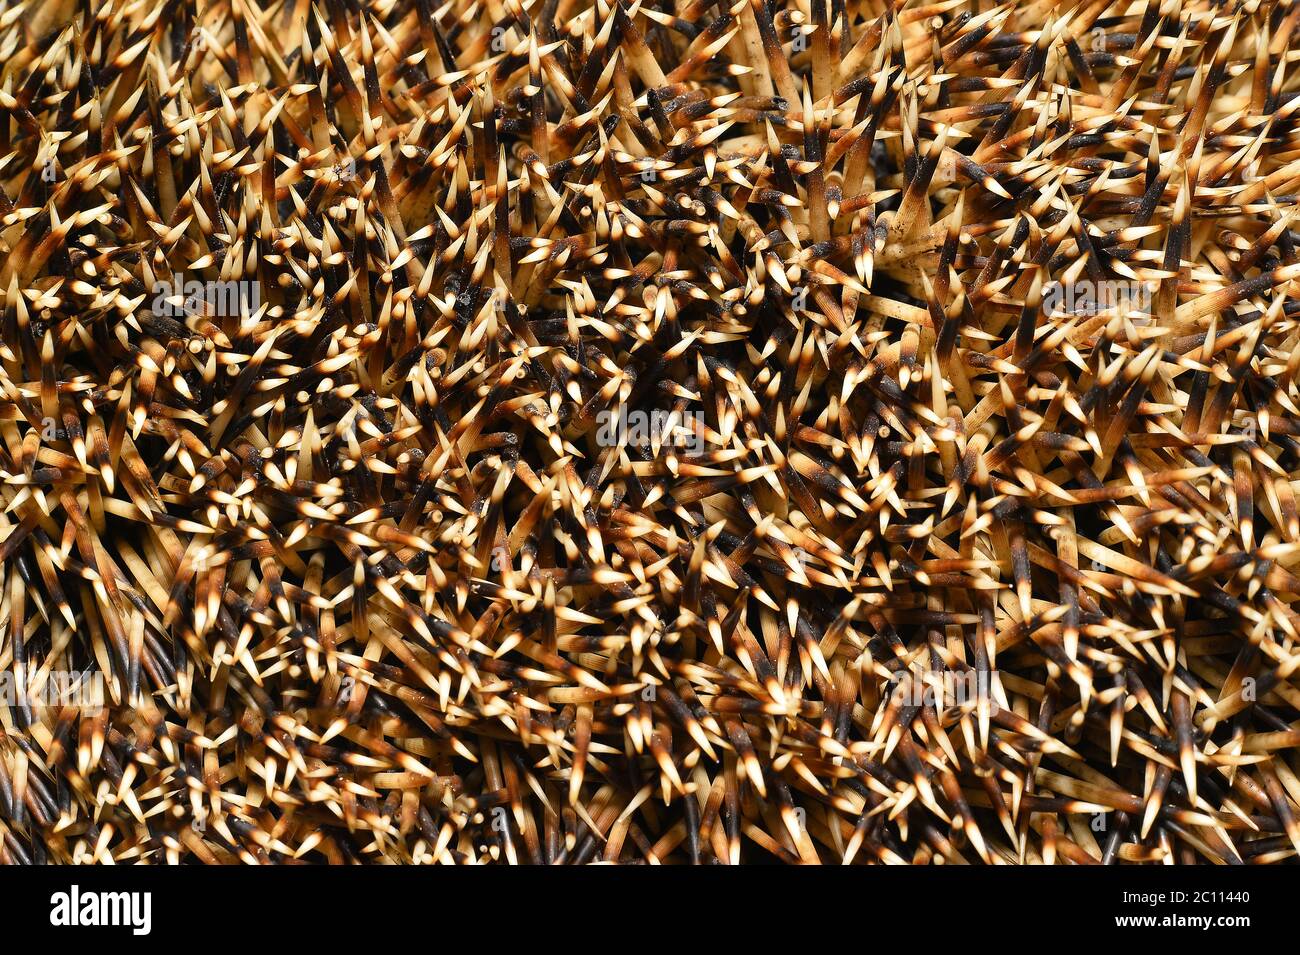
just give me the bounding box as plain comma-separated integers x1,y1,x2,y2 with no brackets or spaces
0,0,1299,866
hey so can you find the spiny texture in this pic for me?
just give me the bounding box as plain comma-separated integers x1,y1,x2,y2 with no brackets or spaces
2,0,1300,866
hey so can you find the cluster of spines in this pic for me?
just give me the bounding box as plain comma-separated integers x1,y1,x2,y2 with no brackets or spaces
0,0,1299,864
